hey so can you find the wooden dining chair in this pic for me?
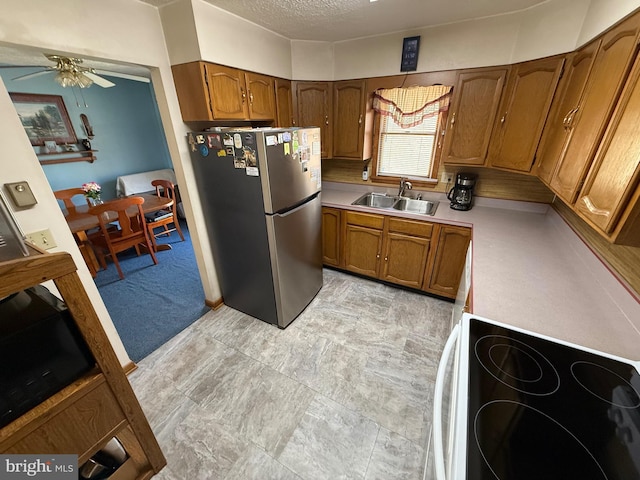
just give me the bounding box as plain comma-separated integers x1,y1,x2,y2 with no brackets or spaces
88,196,158,280
145,179,185,250
54,188,102,277
54,187,91,215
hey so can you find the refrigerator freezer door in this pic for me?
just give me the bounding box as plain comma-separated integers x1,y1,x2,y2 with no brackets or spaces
266,192,323,328
258,127,322,214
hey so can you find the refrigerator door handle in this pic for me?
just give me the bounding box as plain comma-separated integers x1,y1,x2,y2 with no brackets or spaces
273,192,321,217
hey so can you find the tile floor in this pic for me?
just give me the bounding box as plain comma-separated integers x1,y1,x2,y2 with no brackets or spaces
129,269,453,480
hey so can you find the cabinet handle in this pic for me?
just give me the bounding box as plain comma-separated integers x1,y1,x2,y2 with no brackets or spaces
358,114,363,125
384,256,388,261
579,196,610,217
566,106,580,128
500,113,507,124
241,88,246,103
450,113,456,126
563,107,577,129
325,115,329,125
376,254,380,259
249,91,254,104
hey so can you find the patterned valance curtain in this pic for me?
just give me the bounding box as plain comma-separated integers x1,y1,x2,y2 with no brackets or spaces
372,85,453,128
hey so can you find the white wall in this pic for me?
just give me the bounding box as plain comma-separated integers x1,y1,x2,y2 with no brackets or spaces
189,0,292,78
0,0,221,366
291,41,334,80
158,0,201,66
578,0,640,45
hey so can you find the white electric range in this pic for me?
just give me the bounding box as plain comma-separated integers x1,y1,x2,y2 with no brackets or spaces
428,312,640,480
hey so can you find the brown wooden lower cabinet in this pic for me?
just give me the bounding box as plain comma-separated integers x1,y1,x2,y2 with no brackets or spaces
322,207,342,267
423,225,472,297
325,207,469,299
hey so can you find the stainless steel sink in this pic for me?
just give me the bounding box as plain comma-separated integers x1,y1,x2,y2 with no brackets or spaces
351,193,439,216
351,192,398,208
392,198,439,216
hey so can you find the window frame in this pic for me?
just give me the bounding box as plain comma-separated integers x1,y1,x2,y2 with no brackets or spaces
370,100,448,188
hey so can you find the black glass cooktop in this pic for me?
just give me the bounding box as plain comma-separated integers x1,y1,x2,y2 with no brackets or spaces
468,318,640,480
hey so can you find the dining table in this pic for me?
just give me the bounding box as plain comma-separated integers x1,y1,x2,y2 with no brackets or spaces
62,193,175,274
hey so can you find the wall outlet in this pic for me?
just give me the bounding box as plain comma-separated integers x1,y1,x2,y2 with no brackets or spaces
441,172,452,183
25,229,57,250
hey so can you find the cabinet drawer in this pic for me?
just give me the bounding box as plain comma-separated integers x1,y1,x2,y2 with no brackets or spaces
388,218,433,238
345,211,384,229
6,380,126,456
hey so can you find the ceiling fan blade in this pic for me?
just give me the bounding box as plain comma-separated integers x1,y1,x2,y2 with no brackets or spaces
83,72,115,88
93,69,151,84
10,69,53,81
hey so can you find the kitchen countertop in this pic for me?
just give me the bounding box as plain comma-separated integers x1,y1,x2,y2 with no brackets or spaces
322,182,640,362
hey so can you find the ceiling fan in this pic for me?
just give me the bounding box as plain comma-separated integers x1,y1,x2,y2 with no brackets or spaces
9,54,150,88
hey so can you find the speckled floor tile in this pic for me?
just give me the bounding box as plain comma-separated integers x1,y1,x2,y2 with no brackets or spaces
365,427,426,480
278,394,380,480
130,269,453,479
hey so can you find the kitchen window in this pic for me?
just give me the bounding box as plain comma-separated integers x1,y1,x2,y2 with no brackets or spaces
371,85,452,186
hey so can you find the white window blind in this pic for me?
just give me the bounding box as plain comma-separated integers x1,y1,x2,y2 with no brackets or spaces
377,109,438,179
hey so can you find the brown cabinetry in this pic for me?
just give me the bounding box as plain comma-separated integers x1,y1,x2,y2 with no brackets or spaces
336,209,467,298
424,225,472,297
537,14,640,204
275,78,294,127
293,81,333,158
322,207,342,267
575,53,640,246
487,56,565,173
442,67,508,165
332,80,368,159
172,61,276,121
0,251,165,478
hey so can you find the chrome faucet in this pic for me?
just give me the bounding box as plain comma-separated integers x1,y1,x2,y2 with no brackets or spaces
398,177,413,197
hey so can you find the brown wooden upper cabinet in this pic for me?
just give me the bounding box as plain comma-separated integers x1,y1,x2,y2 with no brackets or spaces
332,80,368,160
171,61,276,121
487,56,565,173
575,52,640,247
442,67,508,166
536,13,640,205
293,81,333,158
275,78,294,127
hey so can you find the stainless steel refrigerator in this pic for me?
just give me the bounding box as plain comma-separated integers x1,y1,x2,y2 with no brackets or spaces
188,127,323,328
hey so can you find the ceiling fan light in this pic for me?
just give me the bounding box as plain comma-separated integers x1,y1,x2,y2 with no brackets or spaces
55,71,76,88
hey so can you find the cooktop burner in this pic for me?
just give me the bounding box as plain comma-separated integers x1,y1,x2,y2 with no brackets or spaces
475,334,560,395
468,318,640,480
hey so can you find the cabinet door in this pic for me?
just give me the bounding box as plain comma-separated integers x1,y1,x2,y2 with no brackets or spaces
576,54,640,235
488,56,564,173
550,14,640,204
295,82,333,158
442,68,507,165
344,224,383,278
204,64,249,119
322,207,341,267
381,232,430,289
245,72,276,120
535,42,600,184
333,80,366,159
171,62,213,121
275,78,293,127
425,226,471,298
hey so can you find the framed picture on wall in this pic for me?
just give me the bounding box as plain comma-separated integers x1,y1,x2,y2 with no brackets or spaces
9,92,77,146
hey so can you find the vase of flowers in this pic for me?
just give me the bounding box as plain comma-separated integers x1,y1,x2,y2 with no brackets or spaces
82,182,103,206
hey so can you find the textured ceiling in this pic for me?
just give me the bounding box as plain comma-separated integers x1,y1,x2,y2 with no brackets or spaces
143,0,548,41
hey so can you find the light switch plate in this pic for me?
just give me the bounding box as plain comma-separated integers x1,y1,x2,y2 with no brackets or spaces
4,181,37,207
25,229,57,250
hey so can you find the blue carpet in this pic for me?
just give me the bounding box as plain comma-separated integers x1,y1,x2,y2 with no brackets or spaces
93,220,209,362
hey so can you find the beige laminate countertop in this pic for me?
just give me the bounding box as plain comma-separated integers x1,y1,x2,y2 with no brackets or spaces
322,182,640,362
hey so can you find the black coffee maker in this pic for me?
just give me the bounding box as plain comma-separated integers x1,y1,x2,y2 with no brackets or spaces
447,173,477,211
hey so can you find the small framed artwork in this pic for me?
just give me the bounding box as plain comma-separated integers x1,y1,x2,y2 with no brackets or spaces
44,140,58,153
9,92,77,146
401,36,421,72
